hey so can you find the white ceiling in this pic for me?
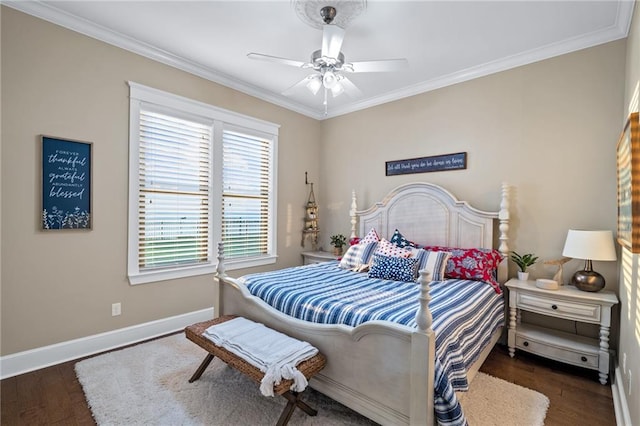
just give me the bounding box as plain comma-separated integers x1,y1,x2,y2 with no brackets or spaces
6,1,635,120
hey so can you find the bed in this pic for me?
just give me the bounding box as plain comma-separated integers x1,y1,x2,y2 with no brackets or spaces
214,182,510,425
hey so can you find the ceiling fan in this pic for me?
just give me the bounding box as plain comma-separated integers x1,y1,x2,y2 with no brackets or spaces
247,5,408,112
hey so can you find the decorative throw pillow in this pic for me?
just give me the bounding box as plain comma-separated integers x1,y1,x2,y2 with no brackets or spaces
423,245,504,293
375,238,413,258
338,241,378,270
410,248,451,282
368,254,418,282
389,229,419,249
360,228,380,244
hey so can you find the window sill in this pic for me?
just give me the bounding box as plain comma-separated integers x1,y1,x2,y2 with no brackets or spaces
223,254,277,271
129,263,217,285
128,255,277,285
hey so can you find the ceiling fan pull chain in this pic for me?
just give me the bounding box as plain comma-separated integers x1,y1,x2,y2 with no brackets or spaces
323,88,328,115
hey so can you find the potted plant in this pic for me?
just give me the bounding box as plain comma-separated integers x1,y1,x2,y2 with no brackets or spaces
511,251,539,281
330,234,347,256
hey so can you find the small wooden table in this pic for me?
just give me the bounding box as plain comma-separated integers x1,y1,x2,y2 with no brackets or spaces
185,316,327,426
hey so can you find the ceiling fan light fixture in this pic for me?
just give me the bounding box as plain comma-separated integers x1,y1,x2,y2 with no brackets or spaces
306,75,323,95
330,82,344,97
322,69,338,89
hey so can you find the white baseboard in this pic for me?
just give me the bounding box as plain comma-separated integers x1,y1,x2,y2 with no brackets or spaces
0,307,214,379
612,366,632,426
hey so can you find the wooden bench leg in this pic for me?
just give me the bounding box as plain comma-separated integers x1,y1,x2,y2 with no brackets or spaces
188,354,215,383
276,391,317,426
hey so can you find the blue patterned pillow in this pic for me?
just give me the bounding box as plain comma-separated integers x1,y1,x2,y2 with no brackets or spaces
389,229,419,249
368,253,418,282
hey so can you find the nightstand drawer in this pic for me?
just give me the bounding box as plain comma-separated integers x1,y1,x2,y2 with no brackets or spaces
515,333,598,369
517,292,601,322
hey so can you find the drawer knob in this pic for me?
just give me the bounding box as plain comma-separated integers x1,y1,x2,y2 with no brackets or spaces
551,304,558,310
581,356,587,362
523,341,529,347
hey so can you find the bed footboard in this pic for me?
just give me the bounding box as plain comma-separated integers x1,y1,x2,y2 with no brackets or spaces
215,244,436,426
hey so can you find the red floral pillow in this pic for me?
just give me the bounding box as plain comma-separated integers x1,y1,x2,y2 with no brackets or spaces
423,246,503,293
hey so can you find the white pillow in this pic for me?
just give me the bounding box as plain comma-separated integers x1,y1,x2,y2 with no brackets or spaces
359,228,380,244
374,238,412,258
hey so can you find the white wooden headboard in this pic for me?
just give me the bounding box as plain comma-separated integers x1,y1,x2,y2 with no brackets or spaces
350,182,510,282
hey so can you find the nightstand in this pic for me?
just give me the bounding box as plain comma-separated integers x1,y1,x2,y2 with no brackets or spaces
505,278,619,384
301,251,339,265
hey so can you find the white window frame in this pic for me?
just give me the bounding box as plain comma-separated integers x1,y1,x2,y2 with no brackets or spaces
128,82,278,285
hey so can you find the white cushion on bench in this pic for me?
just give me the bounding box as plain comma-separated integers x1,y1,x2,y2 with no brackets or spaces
204,317,319,396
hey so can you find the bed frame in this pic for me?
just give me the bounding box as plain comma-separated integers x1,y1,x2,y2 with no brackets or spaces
215,182,510,425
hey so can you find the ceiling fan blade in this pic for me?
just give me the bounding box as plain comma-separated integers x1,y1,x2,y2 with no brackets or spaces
338,76,363,98
347,59,409,73
321,25,345,59
282,74,322,96
247,53,308,68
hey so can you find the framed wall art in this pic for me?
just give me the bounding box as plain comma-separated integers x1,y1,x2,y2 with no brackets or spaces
41,135,92,230
616,112,640,252
385,152,467,176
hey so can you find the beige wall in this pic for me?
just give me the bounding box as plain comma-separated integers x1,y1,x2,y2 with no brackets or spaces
0,7,321,355
319,40,626,290
620,1,640,424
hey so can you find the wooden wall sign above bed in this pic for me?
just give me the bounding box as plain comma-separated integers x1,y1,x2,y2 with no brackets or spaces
385,152,467,176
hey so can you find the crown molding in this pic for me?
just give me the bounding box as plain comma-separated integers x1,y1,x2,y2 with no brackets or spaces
4,0,634,121
324,1,634,119
3,1,325,120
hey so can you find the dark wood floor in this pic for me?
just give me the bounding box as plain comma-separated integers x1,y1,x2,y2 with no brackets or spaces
1,342,615,425
480,345,616,426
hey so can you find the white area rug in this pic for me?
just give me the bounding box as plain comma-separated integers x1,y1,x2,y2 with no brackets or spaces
458,372,549,426
75,333,549,425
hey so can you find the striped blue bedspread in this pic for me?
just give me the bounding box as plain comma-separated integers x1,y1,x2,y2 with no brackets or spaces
241,261,504,426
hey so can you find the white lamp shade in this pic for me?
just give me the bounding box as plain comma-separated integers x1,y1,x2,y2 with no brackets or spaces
306,76,322,95
330,82,344,97
322,70,338,89
562,230,617,261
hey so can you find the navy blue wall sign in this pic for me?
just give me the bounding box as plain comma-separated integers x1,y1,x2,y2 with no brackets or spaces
386,152,467,176
41,136,92,230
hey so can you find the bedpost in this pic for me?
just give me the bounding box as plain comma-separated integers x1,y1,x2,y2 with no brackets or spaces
415,270,433,331
213,242,227,320
498,183,510,282
410,269,435,425
350,190,358,240
216,241,226,278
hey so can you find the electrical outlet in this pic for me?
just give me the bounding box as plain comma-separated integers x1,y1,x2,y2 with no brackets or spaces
112,302,122,316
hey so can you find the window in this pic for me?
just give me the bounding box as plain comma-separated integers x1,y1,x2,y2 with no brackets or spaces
128,83,278,285
222,128,273,260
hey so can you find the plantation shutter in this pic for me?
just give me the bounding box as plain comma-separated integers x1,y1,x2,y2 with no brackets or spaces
222,128,272,259
138,109,212,270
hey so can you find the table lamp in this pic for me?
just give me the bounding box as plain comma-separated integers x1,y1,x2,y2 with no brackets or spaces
561,230,617,292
